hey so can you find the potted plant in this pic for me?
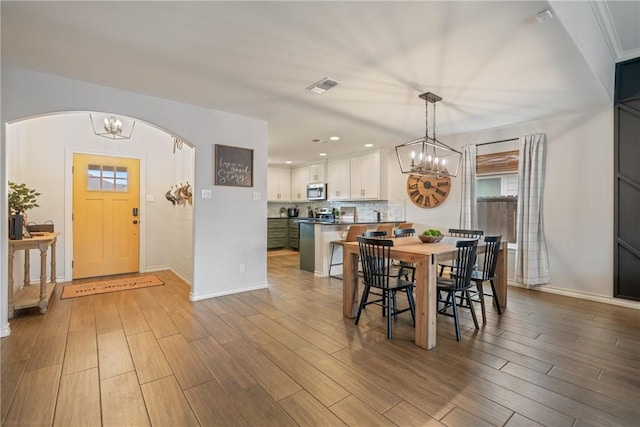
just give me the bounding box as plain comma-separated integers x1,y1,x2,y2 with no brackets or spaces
279,206,286,218
8,181,40,240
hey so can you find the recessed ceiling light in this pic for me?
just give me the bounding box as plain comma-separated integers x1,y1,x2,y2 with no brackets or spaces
364,143,374,148
329,136,340,141
319,153,327,156
285,160,292,164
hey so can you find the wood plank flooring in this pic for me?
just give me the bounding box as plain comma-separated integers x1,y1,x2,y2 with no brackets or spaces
2,253,640,426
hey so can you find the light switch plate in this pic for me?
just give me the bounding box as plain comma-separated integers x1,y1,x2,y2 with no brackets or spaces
146,195,155,202
201,189,212,199
252,192,261,201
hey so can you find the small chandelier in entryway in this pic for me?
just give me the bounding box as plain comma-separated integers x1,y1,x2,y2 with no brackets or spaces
395,92,461,177
89,113,136,140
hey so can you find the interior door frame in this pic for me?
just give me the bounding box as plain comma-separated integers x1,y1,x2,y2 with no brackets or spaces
64,148,147,282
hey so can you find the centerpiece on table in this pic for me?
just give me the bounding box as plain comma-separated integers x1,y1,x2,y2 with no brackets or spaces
8,181,40,240
418,229,444,243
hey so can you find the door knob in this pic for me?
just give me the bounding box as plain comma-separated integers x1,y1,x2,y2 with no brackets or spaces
133,220,138,224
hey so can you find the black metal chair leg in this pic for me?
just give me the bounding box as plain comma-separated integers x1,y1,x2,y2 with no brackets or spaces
490,280,503,314
328,243,337,278
477,282,487,324
382,290,387,317
451,292,461,341
387,291,393,340
355,286,371,325
407,288,416,325
466,290,479,329
392,290,398,320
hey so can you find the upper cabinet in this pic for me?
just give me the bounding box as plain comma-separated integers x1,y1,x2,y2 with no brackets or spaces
327,158,351,201
291,166,308,202
308,162,325,183
350,151,387,200
290,162,327,202
267,167,291,201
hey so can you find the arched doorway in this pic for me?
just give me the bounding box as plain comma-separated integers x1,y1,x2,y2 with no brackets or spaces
6,112,195,286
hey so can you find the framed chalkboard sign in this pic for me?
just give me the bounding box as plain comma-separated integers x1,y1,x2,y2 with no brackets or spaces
214,144,253,187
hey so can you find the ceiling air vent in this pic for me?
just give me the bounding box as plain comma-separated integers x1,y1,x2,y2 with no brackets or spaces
306,77,340,94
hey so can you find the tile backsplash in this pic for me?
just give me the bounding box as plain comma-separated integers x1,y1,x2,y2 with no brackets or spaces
268,200,406,222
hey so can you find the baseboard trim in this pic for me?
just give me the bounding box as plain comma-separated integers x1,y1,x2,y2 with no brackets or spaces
169,269,192,287
1,323,11,337
143,266,193,287
508,281,640,310
190,281,269,301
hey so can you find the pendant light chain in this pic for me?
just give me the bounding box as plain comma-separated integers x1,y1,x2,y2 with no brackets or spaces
425,96,429,140
432,100,437,141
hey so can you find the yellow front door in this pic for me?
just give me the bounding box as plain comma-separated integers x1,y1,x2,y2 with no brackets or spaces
73,154,140,279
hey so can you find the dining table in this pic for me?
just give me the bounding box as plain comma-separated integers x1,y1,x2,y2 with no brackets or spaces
342,235,508,350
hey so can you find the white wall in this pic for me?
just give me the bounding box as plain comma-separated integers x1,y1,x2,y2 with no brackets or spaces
6,113,194,286
390,106,632,304
1,66,268,336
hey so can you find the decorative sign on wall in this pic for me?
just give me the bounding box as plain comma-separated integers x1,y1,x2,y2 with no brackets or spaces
214,144,253,187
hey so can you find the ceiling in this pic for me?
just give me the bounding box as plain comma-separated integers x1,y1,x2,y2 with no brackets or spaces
2,1,638,166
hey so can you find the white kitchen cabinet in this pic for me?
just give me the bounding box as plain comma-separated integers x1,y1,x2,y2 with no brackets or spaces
267,167,291,201
327,158,351,201
350,151,387,200
308,162,326,183
291,166,308,202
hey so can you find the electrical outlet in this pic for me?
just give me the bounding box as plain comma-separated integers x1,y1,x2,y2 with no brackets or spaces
239,264,245,273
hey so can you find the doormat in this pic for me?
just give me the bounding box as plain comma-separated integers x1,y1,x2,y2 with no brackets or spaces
61,274,164,299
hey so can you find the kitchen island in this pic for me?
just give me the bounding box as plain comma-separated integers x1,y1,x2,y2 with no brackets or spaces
298,219,407,276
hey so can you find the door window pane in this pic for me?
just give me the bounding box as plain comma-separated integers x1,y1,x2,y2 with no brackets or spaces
86,164,128,192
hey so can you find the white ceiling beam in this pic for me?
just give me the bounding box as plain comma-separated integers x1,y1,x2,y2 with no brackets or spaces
549,0,616,103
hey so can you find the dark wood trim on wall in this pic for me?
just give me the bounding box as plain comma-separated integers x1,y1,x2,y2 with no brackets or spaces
614,57,640,301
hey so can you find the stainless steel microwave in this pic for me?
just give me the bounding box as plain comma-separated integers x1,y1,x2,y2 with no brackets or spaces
307,183,327,200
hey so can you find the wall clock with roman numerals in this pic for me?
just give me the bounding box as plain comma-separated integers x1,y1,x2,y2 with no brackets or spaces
406,174,451,208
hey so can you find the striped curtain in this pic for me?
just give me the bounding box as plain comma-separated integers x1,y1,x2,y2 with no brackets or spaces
515,133,550,285
459,144,477,229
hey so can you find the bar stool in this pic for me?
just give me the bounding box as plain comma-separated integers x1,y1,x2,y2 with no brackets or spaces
375,223,394,237
328,225,368,279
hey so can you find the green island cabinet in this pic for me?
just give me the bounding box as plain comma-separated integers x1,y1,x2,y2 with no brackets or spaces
267,218,288,249
267,218,300,250
288,219,299,249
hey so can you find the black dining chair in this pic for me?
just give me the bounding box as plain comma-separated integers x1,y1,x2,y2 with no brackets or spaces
392,228,416,282
436,239,479,341
438,228,484,277
363,230,387,238
469,235,503,323
355,237,416,340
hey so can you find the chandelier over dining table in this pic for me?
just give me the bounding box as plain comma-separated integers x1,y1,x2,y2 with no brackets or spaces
395,92,461,178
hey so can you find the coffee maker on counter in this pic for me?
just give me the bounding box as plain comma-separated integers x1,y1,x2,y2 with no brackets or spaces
315,208,335,223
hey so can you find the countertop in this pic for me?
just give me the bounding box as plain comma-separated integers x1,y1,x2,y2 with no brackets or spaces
296,219,406,225
268,217,408,226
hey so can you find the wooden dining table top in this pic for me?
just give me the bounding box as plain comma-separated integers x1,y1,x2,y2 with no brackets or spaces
341,235,485,260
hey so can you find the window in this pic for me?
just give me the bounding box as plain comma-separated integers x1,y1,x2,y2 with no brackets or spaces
476,150,519,243
87,164,128,191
